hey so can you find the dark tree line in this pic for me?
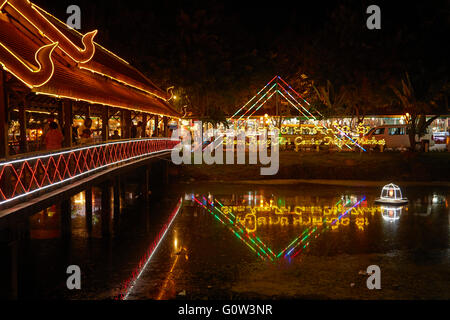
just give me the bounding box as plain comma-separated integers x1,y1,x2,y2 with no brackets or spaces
35,0,449,135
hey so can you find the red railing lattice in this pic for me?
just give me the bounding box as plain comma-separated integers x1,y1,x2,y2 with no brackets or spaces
0,138,180,206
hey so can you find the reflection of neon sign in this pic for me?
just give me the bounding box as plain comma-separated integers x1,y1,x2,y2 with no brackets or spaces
193,194,368,261
223,203,378,233
287,197,366,258
193,196,276,262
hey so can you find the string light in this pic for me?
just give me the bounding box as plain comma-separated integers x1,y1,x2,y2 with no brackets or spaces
0,41,57,88
0,0,176,116
236,83,277,121
4,0,97,63
230,76,278,119
0,138,180,205
230,76,365,151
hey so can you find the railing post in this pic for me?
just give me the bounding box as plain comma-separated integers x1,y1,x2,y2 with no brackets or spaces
102,106,109,142
19,100,27,153
62,100,73,148
0,71,9,159
121,110,131,139
163,116,168,137
154,115,159,136
141,114,147,138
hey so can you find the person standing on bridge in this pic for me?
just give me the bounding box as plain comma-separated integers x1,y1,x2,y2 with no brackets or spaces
44,121,64,150
78,118,93,144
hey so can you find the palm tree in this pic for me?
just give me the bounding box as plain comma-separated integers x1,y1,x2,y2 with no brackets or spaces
390,73,443,151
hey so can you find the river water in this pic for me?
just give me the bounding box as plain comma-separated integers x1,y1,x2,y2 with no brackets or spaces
7,179,450,299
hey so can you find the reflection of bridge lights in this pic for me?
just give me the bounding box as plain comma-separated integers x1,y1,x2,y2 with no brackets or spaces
74,192,85,204
432,194,445,204
381,206,403,222
120,198,183,300
174,234,178,252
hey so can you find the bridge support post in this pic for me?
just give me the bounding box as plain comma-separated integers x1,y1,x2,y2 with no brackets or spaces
162,160,169,186
0,238,18,300
144,166,150,204
85,187,93,234
61,198,72,239
101,183,112,237
113,177,121,219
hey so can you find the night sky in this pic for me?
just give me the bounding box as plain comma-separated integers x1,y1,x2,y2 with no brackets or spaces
33,0,449,115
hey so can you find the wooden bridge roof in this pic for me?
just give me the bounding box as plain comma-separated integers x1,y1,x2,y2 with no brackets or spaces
0,0,180,118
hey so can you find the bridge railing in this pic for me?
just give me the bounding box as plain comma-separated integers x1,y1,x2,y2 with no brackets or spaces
0,138,180,208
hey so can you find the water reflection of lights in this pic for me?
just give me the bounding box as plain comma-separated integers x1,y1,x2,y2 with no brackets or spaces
193,193,367,261
223,199,376,233
288,197,366,258
381,206,403,222
174,231,179,252
120,198,183,300
74,192,85,204
193,195,276,262
432,194,445,204
157,247,188,300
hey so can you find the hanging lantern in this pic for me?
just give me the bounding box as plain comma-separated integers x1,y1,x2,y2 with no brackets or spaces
375,183,408,205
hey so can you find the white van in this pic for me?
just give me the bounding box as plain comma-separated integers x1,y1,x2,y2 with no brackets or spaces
366,124,434,150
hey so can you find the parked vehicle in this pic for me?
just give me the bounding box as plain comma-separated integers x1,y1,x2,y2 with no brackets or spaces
365,124,434,150
432,131,449,144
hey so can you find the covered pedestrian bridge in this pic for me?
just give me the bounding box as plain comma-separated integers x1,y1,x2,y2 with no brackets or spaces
0,0,181,216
